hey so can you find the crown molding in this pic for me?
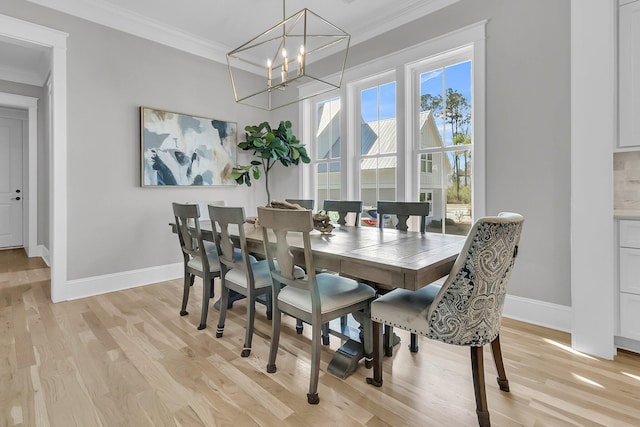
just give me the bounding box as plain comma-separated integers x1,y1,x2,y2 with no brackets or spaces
348,0,460,46
25,0,460,66
25,0,230,63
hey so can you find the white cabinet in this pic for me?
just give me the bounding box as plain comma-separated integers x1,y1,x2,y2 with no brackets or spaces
619,219,640,341
620,293,640,340
619,0,640,148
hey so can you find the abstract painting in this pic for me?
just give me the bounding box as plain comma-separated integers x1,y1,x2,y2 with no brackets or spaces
141,107,237,186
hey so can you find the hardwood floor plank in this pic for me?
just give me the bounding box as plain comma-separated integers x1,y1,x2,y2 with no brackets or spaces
2,250,640,426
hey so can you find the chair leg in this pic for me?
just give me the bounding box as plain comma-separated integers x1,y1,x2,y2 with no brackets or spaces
361,308,373,369
241,294,256,358
409,333,419,352
266,309,281,374
216,283,229,338
198,275,211,330
296,319,304,334
321,322,330,345
180,271,190,316
383,324,393,356
491,335,510,392
471,346,490,427
366,320,383,387
266,291,273,320
307,321,321,404
340,315,348,332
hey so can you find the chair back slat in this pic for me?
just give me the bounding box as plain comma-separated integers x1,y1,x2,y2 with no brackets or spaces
427,213,524,346
323,200,363,226
377,201,431,232
285,199,315,210
258,207,316,293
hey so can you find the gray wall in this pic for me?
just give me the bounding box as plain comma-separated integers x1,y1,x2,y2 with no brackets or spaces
0,79,47,248
0,0,572,307
0,1,298,280
343,0,571,306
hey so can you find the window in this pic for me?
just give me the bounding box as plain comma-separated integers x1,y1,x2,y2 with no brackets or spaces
303,23,485,235
358,81,397,213
420,154,433,173
313,97,341,204
415,57,473,235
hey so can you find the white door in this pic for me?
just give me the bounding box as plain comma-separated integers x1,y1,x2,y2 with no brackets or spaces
0,116,23,248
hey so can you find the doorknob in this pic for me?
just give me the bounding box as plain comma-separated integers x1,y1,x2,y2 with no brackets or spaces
11,197,21,201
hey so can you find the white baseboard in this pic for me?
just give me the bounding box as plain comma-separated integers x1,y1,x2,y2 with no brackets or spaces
40,245,50,266
57,263,572,333
24,244,50,266
614,336,640,355
503,294,572,333
62,262,183,301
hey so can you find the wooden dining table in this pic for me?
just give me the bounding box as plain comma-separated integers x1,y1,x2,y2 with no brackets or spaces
171,220,466,377
201,221,466,292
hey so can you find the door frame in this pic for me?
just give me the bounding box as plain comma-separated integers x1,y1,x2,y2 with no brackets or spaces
0,13,68,302
0,99,36,254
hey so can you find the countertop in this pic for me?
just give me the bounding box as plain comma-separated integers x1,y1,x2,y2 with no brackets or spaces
614,209,640,220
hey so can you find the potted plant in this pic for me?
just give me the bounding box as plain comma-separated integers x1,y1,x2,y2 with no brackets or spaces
232,120,310,205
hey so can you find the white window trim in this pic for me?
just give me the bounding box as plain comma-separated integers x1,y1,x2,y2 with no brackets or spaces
301,20,486,217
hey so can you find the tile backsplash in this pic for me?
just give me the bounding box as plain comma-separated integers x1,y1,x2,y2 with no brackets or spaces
614,151,640,210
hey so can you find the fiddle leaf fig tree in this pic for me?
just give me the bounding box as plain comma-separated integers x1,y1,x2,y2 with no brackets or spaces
232,120,310,205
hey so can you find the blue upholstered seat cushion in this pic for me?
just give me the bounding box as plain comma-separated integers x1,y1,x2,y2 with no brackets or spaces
225,260,304,289
278,273,375,314
370,284,441,336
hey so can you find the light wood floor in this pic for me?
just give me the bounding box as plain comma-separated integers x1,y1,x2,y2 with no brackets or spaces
2,248,640,426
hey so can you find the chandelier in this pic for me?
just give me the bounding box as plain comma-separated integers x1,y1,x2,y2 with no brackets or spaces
226,1,350,110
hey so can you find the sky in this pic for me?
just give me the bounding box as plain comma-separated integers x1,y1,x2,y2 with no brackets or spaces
360,60,471,128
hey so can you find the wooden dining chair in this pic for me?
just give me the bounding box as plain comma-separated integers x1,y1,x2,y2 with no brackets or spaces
190,200,227,262
322,200,363,226
258,206,376,404
285,198,315,210
366,212,524,427
319,199,364,343
376,200,432,353
376,200,431,232
172,202,221,330
209,205,304,357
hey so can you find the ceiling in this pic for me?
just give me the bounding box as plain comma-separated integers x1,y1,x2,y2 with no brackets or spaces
0,0,457,86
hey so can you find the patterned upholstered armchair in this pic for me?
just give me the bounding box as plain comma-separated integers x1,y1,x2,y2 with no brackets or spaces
366,212,524,427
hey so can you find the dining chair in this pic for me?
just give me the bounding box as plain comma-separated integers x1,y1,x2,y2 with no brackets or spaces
172,202,221,330
209,205,304,357
320,199,364,343
285,198,315,210
191,199,255,308
376,200,431,232
258,206,376,404
322,200,363,226
366,212,524,427
190,200,227,259
376,200,432,353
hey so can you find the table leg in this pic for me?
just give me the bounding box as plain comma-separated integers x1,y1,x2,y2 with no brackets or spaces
366,321,383,387
213,290,246,310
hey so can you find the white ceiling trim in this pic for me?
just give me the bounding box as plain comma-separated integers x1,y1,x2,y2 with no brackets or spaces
25,0,460,65
25,0,230,62
348,0,460,46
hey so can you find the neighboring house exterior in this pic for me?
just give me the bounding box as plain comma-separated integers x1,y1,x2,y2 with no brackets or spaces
316,101,451,222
